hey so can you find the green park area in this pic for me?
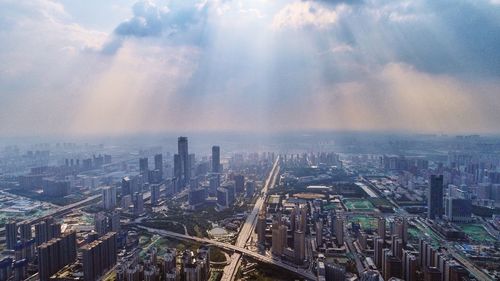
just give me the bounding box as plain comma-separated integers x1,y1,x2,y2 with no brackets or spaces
348,215,377,230
458,224,496,243
343,199,376,212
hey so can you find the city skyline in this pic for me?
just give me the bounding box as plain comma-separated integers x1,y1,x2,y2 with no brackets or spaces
1,0,500,137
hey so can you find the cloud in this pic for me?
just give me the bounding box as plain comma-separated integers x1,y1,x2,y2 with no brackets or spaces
330,43,354,53
272,2,348,30
1,0,500,137
114,0,207,37
115,0,169,37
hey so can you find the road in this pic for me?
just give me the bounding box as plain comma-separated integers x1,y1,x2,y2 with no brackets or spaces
414,219,494,281
139,226,316,281
220,157,280,281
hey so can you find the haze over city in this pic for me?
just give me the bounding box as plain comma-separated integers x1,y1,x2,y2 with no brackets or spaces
2,1,500,281
1,0,500,136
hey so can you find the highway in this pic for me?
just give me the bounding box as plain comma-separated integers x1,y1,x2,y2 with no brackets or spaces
413,219,494,281
138,225,316,281
220,157,281,281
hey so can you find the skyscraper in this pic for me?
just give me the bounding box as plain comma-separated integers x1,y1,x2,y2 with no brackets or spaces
5,221,17,250
374,236,385,269
175,137,190,186
234,174,245,193
293,230,305,265
256,211,266,247
428,175,444,220
378,217,386,238
154,154,163,180
325,263,346,281
402,250,418,281
212,146,220,173
316,220,323,247
271,217,287,257
150,183,161,206
37,231,77,281
81,232,117,281
102,186,116,210
139,157,149,174
18,223,32,242
334,216,344,246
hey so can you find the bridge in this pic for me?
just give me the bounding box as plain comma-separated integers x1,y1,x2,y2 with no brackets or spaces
221,157,281,281
0,194,102,236
138,226,316,281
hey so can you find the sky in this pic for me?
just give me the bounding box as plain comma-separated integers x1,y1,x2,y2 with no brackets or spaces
1,0,500,137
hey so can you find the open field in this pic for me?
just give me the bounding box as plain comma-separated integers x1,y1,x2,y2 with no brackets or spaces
458,224,496,243
348,215,377,230
343,199,376,212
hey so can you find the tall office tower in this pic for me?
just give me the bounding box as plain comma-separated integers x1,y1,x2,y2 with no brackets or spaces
109,212,121,233
234,174,245,193
188,153,195,176
122,176,139,196
445,196,472,222
216,187,230,210
374,236,385,269
154,154,163,179
35,222,48,246
94,213,108,236
151,184,161,206
293,230,305,265
334,217,344,246
245,180,256,198
102,186,117,210
81,232,117,281
316,220,323,247
360,270,383,281
5,221,17,250
174,154,182,182
428,175,444,219
209,175,220,196
178,137,190,184
133,192,144,215
402,250,418,281
139,157,149,173
377,217,386,238
256,211,266,247
37,231,77,281
211,146,220,173
325,263,346,281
